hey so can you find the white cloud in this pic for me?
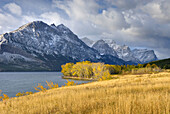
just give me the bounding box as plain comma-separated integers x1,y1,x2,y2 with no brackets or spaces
141,0,170,23
46,0,170,59
52,0,129,37
0,12,22,34
40,12,66,25
0,0,169,59
93,8,130,31
4,3,22,16
53,0,100,20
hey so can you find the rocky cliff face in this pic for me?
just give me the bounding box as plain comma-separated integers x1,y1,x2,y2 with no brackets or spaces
103,39,140,63
92,40,118,57
132,49,157,63
82,38,157,63
2,21,101,61
0,21,101,71
0,21,128,71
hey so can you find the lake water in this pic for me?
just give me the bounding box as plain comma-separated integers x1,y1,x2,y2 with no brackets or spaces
0,72,90,97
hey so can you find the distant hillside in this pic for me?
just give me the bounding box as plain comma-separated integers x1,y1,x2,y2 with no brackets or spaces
146,58,170,69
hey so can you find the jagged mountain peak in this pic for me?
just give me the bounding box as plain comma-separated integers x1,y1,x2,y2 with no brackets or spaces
122,45,130,50
12,21,50,33
50,23,71,32
83,38,140,63
96,39,105,43
92,39,118,57
21,21,47,28
57,23,66,27
81,37,94,47
50,23,56,26
56,24,71,32
50,23,57,28
0,20,158,71
103,39,116,45
132,49,157,63
0,21,107,71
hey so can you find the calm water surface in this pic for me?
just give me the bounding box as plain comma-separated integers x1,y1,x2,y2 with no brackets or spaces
0,72,90,97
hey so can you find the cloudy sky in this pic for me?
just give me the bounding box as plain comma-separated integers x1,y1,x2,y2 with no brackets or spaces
0,0,170,59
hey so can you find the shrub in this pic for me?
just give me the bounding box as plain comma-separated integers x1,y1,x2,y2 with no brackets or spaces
98,70,112,81
2,94,9,101
16,92,33,97
65,80,77,87
146,64,151,68
34,83,47,92
0,90,9,101
45,81,59,89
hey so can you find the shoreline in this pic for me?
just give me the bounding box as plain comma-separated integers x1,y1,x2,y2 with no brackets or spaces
62,76,96,81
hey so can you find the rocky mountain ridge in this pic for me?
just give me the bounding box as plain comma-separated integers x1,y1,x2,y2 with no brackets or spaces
0,21,129,71
81,38,157,63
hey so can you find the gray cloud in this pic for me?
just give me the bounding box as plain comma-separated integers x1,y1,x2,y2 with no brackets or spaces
0,0,169,59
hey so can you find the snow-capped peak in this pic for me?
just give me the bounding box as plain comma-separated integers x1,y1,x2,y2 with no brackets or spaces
103,39,116,45
132,49,157,63
92,39,118,57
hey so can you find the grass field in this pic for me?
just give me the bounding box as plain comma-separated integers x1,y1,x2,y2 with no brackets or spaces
0,71,170,114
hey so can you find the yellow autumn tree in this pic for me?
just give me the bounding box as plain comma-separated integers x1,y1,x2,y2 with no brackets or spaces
105,64,115,74
71,62,87,77
151,64,158,68
61,63,74,76
137,64,143,68
92,63,111,80
146,64,151,68
82,61,93,78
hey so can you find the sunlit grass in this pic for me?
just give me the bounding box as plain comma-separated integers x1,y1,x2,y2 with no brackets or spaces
0,71,170,114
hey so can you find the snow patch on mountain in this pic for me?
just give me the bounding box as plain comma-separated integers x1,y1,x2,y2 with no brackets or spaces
92,39,118,57
0,21,106,71
82,38,157,63
0,52,35,63
132,49,157,63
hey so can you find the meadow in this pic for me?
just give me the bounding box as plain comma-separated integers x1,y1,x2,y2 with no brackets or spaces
0,70,169,114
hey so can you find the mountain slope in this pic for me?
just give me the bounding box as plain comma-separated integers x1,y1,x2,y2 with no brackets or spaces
132,49,157,63
92,40,118,57
82,38,157,64
0,21,129,71
0,21,102,71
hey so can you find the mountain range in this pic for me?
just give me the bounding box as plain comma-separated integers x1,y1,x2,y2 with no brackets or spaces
0,21,157,71
82,37,157,64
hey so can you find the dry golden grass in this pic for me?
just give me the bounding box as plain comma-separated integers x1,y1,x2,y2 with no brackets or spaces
0,71,170,114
